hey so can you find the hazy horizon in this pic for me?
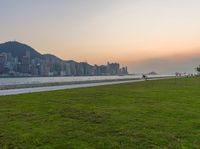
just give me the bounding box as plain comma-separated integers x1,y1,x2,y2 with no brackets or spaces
1,0,200,73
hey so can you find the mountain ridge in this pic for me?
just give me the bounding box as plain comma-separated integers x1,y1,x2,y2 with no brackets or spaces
0,41,42,60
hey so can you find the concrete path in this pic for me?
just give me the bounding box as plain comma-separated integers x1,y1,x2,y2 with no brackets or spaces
0,76,175,96
0,79,144,96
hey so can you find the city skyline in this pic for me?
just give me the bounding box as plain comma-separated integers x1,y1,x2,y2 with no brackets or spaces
0,41,128,76
1,0,200,73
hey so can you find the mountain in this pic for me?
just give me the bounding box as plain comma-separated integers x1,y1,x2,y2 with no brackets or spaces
0,41,42,60
147,71,158,75
0,41,67,63
43,54,63,63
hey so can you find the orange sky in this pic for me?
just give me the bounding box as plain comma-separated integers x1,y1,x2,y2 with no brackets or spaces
1,0,200,73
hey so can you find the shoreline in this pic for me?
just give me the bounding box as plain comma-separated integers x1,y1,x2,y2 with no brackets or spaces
0,76,173,90
0,78,140,90
0,76,175,96
0,74,133,78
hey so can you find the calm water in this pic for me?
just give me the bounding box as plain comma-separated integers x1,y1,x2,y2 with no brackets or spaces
0,75,174,86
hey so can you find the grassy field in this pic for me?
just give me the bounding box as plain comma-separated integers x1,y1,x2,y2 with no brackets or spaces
0,77,200,149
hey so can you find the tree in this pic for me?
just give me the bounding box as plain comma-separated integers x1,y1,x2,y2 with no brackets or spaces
196,65,200,74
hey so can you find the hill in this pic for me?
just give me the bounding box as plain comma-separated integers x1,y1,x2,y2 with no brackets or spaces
0,41,42,60
43,54,63,63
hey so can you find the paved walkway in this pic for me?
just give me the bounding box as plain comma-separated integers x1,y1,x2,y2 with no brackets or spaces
0,76,175,96
0,79,143,96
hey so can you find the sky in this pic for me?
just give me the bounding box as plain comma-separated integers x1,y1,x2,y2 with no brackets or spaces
0,0,200,73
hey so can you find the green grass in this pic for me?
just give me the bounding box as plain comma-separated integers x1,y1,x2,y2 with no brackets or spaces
0,77,200,149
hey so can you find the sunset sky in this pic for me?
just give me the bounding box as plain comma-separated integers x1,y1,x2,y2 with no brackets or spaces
0,0,200,73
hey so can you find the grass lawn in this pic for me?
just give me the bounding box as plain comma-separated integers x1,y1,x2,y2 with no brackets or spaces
0,77,200,149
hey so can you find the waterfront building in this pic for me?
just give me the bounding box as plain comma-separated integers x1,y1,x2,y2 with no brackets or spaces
0,51,128,76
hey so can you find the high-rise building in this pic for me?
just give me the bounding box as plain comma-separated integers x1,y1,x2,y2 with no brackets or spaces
19,50,31,74
0,54,6,74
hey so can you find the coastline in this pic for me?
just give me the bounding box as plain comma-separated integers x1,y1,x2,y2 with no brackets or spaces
0,78,139,90
0,76,175,96
0,76,173,90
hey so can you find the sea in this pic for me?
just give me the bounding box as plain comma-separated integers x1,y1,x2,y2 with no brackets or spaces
0,75,174,86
